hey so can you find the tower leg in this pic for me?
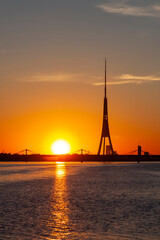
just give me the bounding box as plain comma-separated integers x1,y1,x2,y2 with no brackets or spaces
103,137,105,155
98,134,103,155
108,134,114,155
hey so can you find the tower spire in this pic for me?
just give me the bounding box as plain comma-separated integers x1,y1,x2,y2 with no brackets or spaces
105,58,106,98
97,59,114,155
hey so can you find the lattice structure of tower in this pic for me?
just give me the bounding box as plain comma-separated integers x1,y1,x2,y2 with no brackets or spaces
98,59,114,155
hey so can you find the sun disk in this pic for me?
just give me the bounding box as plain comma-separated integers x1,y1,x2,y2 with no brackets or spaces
51,139,71,155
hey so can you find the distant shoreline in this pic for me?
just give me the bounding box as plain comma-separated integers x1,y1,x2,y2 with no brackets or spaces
0,154,160,163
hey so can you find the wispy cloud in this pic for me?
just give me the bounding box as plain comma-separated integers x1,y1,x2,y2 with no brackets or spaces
91,80,134,86
20,72,160,85
97,2,160,17
22,73,79,82
90,74,160,86
119,74,160,82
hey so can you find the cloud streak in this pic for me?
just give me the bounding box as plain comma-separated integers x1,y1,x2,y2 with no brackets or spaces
20,72,160,85
22,73,80,82
91,80,134,86
97,2,160,17
119,74,160,82
90,74,160,86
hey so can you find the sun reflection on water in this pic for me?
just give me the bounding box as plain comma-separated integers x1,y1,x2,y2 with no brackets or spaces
49,162,70,239
56,162,65,177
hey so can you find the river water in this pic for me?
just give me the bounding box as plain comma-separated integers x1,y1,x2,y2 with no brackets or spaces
0,162,160,240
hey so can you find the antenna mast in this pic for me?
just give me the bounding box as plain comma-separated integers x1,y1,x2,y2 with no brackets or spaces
105,58,106,98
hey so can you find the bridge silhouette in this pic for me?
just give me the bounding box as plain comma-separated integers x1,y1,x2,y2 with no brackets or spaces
75,149,90,155
14,149,37,155
123,146,151,156
14,145,150,156
0,145,159,162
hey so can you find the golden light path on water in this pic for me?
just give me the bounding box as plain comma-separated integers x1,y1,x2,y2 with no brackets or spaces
49,162,70,239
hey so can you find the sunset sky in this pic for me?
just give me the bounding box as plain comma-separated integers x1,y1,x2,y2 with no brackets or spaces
0,0,160,155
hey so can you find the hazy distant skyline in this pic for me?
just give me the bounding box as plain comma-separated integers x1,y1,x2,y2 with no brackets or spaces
1,0,160,154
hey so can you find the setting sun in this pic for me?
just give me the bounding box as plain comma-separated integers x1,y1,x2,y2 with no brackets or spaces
51,139,71,155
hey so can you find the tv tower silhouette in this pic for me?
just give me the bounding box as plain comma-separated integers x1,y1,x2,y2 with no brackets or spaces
98,59,114,155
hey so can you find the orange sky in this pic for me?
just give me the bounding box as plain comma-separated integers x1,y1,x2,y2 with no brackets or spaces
0,0,160,155
1,78,160,155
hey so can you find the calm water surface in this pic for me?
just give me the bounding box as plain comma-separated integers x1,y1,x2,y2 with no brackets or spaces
0,162,160,240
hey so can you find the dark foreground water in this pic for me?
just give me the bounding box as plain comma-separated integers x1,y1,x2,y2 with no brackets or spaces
0,162,160,240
